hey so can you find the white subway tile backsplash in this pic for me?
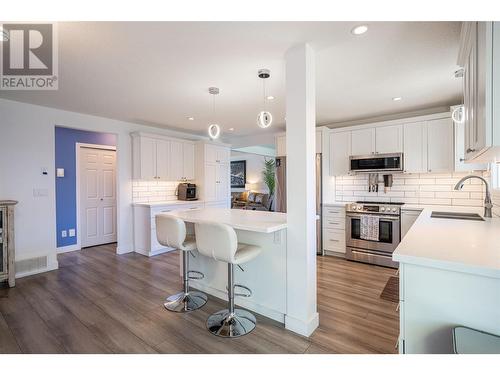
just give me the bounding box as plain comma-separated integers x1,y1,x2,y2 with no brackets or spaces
334,172,486,207
132,180,181,203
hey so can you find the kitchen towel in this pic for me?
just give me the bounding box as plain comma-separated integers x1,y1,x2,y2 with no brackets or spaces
360,215,380,241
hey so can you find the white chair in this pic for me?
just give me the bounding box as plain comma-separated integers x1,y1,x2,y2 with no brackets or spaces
156,214,208,312
194,221,261,338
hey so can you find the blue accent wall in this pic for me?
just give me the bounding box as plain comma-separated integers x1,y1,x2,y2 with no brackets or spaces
55,126,117,247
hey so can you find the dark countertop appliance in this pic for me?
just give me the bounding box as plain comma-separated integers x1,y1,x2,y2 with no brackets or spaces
177,183,197,201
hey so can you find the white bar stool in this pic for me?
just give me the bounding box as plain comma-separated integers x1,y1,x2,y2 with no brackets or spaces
194,221,261,338
156,214,208,312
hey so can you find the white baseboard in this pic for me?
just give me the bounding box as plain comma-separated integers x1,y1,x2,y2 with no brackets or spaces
324,250,346,258
285,312,320,337
134,247,175,257
116,244,134,255
57,244,81,254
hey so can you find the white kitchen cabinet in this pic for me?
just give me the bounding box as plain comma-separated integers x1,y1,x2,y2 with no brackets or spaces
275,134,286,156
170,140,195,181
403,122,427,173
459,22,500,163
453,113,488,171
205,143,230,165
132,134,172,180
133,201,204,257
376,125,403,154
329,131,351,176
427,118,454,173
195,142,231,207
351,128,375,156
132,133,195,181
401,209,422,239
322,205,346,255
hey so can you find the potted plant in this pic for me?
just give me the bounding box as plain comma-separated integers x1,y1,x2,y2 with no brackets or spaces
262,158,276,211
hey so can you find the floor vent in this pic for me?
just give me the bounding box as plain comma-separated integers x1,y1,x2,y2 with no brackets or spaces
16,255,48,276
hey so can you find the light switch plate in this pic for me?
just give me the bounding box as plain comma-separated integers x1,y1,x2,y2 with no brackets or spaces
61,230,67,238
69,229,75,237
56,168,65,177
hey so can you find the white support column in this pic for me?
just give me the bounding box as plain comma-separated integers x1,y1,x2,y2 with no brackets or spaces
284,43,319,336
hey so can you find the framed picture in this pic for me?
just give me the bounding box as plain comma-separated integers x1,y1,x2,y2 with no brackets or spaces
230,160,246,188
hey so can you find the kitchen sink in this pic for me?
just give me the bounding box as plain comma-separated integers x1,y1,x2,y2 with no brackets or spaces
431,211,485,221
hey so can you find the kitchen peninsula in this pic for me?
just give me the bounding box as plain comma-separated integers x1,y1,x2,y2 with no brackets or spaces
165,208,289,325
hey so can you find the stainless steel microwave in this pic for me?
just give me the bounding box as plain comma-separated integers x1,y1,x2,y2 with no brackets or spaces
349,153,403,173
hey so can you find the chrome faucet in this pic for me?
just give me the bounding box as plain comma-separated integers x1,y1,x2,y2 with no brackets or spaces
454,175,492,218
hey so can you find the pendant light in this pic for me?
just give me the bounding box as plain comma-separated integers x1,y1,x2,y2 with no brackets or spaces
257,69,273,129
208,87,221,140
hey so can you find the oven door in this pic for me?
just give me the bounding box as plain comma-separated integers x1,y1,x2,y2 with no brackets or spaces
346,213,400,253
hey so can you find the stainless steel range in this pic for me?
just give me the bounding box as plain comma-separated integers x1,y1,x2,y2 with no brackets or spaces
345,201,402,268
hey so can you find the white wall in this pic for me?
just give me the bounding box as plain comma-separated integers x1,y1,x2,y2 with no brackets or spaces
0,98,205,275
230,151,270,194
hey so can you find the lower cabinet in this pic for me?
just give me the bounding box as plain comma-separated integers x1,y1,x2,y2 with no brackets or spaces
322,205,346,254
133,202,204,257
399,262,500,353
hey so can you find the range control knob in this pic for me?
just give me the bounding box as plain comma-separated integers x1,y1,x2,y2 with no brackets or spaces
380,207,386,212
357,205,362,210
392,207,397,212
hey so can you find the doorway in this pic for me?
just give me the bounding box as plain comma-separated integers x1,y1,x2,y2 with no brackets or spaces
78,145,117,248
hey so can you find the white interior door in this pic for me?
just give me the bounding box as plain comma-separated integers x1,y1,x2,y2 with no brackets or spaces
80,147,117,248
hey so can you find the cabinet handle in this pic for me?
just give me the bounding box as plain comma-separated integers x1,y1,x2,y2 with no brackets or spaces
396,302,400,312
459,158,465,162
466,148,476,153
329,239,339,242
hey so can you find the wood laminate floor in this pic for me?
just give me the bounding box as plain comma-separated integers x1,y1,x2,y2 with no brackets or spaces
0,244,399,354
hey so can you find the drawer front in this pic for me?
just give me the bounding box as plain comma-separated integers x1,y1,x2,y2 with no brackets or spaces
151,203,203,218
323,228,346,252
323,206,345,219
323,216,345,230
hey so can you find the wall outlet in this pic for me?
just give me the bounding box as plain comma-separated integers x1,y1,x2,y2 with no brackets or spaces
61,230,67,238
69,229,76,237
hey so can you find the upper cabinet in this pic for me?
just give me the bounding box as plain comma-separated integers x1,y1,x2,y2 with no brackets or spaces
403,118,453,174
329,131,351,176
350,128,375,156
403,121,427,173
350,125,402,156
459,22,500,162
427,118,454,173
453,107,488,171
375,125,403,154
131,132,195,181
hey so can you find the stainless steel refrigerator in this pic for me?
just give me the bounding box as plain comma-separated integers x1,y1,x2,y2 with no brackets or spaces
275,154,323,255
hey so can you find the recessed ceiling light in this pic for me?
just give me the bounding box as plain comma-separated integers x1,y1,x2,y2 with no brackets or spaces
187,116,194,121
266,95,275,100
228,127,234,131
392,97,402,101
351,25,368,36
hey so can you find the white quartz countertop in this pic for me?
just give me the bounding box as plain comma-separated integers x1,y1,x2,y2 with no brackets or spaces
393,206,500,278
164,207,287,233
133,200,204,208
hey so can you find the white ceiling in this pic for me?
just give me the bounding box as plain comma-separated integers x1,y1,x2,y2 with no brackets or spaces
0,21,462,137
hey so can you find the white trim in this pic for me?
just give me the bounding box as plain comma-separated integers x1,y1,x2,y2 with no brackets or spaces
75,142,117,252
57,244,81,254
284,312,320,337
329,111,451,133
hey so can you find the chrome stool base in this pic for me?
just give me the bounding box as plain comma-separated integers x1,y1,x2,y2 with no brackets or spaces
206,308,256,338
164,291,208,313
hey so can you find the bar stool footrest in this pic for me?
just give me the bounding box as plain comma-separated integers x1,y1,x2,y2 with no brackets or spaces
187,270,204,280
234,284,252,298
